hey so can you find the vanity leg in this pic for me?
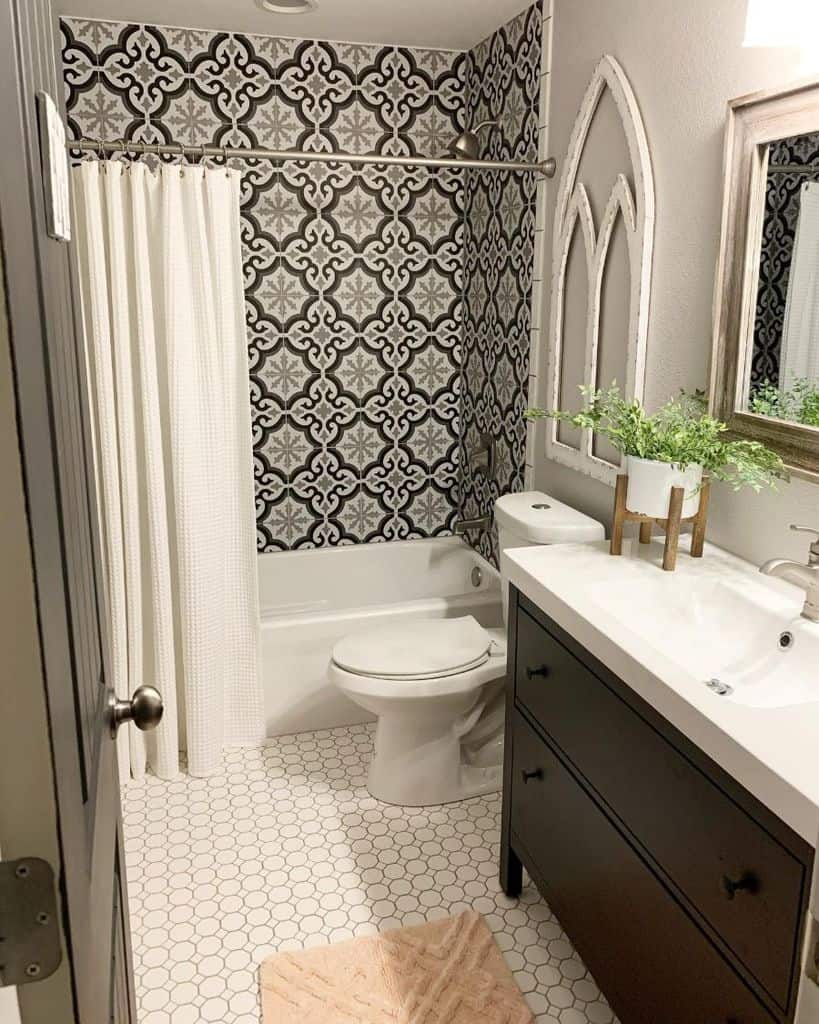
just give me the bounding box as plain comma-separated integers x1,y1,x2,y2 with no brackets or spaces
500,844,523,898
639,521,652,544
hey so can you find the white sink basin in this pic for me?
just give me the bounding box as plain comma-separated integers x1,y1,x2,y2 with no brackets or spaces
592,575,819,708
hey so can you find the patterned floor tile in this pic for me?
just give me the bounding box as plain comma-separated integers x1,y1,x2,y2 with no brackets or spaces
123,724,616,1023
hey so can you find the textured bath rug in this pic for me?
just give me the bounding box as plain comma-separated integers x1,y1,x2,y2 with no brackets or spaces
259,909,534,1023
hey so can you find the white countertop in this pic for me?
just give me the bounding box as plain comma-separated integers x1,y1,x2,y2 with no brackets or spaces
502,538,819,846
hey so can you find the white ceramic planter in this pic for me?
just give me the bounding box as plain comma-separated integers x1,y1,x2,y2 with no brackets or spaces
625,455,703,519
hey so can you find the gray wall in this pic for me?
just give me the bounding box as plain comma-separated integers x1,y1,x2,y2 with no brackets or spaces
532,0,819,566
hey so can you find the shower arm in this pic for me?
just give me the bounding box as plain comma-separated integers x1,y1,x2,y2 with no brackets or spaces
68,138,557,178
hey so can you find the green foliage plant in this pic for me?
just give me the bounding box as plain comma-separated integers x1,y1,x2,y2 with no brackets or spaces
526,383,787,492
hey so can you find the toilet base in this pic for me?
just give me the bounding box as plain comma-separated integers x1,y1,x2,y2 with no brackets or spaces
366,704,503,807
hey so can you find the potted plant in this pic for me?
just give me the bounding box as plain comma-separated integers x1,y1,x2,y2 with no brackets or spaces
526,384,786,519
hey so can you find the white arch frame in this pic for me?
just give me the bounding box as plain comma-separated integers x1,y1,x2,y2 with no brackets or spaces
545,54,655,484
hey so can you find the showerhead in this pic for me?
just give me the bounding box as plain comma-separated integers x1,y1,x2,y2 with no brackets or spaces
448,119,498,160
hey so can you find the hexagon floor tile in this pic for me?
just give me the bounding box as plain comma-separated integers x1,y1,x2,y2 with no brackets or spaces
122,723,617,1023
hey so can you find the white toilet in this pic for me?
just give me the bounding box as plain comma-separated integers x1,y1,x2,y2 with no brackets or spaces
329,491,604,806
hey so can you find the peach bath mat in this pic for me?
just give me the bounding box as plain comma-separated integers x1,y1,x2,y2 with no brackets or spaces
259,910,534,1023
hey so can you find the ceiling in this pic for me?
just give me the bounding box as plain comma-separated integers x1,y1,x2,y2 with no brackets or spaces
53,0,536,50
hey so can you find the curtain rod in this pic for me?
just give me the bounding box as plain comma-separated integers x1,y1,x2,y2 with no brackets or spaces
68,138,557,177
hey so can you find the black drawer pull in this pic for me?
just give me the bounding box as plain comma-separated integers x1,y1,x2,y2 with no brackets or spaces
721,872,759,901
525,664,549,680
520,768,544,784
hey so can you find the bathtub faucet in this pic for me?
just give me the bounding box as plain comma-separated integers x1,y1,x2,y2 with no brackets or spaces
454,515,491,537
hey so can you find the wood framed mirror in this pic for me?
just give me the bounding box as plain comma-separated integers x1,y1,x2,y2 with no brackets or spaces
711,77,819,481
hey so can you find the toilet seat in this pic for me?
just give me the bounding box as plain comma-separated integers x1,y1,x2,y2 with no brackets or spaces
332,616,493,681
330,624,506,701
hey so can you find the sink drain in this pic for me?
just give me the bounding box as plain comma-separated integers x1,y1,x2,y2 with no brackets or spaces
705,678,733,697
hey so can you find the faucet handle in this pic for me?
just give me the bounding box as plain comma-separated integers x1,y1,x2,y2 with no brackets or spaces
790,525,819,563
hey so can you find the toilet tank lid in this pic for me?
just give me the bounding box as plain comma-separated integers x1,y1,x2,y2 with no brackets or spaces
494,491,605,544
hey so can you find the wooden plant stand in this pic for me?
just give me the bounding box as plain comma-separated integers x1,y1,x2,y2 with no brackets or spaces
610,474,711,572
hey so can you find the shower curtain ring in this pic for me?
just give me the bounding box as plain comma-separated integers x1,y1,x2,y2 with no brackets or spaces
177,142,186,177
222,145,230,177
124,138,137,169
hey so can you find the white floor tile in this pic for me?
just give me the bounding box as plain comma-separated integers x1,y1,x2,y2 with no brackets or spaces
123,724,616,1023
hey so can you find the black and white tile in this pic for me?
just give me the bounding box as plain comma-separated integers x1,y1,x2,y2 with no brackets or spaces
62,8,544,555
123,724,617,1023
459,3,542,566
61,19,467,551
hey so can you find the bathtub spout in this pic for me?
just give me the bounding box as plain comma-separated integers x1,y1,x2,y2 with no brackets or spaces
454,515,491,537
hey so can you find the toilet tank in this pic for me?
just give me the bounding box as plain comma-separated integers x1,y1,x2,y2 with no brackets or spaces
494,491,605,622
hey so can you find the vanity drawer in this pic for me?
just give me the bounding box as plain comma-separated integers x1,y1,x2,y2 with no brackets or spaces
509,711,777,1024
514,606,806,1011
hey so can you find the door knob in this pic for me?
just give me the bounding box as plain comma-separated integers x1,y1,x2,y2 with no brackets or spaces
108,685,163,738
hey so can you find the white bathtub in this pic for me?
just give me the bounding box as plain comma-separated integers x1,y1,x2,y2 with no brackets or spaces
259,537,503,736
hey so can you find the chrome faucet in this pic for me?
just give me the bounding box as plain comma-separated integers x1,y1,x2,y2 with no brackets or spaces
759,525,819,623
454,515,491,537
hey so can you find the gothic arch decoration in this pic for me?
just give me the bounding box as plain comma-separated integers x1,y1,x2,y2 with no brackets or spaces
545,54,655,484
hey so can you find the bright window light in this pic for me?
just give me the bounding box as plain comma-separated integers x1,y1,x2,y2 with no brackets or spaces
744,0,819,46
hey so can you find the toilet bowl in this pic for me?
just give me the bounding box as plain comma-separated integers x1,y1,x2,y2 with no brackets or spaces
329,491,604,806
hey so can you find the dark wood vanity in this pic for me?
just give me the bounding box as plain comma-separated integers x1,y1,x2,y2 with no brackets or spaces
501,587,815,1024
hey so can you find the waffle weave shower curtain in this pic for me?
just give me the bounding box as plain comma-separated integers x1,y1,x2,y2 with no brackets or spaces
72,160,264,783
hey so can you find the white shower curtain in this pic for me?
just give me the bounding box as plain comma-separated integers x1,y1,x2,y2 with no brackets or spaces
780,180,819,391
72,160,264,782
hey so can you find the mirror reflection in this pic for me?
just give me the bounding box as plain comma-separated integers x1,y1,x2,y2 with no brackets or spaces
749,133,819,427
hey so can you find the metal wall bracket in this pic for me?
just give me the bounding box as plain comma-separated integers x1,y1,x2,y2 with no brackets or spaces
0,858,62,987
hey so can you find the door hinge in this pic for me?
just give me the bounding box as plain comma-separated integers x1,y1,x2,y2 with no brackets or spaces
0,858,61,987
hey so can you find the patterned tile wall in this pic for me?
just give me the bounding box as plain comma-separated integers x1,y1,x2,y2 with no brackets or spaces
61,19,467,549
753,132,819,388
459,4,543,566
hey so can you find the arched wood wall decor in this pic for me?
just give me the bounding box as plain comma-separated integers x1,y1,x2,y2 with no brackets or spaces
545,54,655,484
